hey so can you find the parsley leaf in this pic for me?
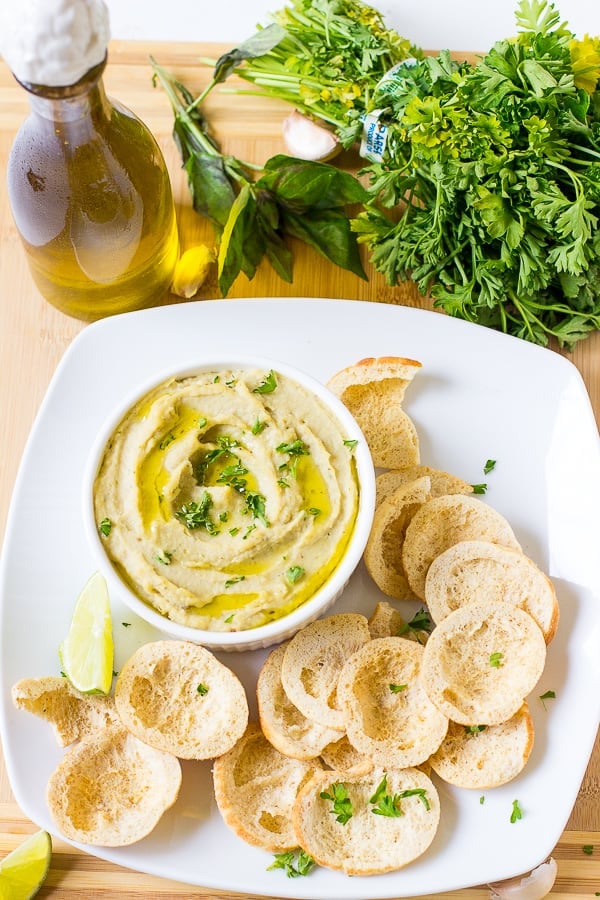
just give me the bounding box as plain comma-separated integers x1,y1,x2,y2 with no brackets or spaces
267,848,316,877
320,782,353,825
510,799,523,823
175,492,219,534
253,370,277,394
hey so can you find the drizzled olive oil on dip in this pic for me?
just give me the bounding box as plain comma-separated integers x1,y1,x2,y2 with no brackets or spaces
93,368,360,631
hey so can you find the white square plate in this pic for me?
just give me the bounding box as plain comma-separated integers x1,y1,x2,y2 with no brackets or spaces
1,298,599,897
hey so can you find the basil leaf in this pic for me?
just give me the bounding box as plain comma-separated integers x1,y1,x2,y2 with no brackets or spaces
183,152,236,228
259,156,369,210
283,208,367,279
218,184,257,295
212,24,286,85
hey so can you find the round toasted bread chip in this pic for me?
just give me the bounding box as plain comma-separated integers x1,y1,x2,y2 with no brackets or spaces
46,725,181,846
280,613,371,731
421,600,546,725
292,765,440,875
425,540,559,643
213,723,322,853
338,637,448,768
327,356,422,468
364,476,431,601
429,703,534,789
114,640,248,759
257,642,341,760
12,676,120,746
402,494,522,599
376,466,474,506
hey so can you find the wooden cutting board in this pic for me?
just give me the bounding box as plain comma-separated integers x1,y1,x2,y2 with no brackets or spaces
0,40,599,897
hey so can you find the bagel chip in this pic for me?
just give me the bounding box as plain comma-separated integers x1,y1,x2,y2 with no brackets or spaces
46,725,181,846
12,676,120,746
421,600,546,725
280,613,371,730
425,540,559,642
257,642,341,760
429,703,534,789
213,723,322,853
402,494,521,599
327,356,422,468
292,766,440,875
338,637,448,768
364,476,431,600
115,640,248,759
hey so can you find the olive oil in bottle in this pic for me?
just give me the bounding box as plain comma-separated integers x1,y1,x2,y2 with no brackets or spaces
7,58,179,321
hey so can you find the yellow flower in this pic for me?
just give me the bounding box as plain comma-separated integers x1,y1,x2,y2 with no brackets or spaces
570,35,600,94
171,244,216,298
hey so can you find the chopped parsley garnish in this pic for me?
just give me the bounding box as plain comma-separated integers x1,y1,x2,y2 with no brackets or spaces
397,607,433,637
307,507,321,517
583,844,594,855
267,849,315,877
277,439,310,456
320,782,353,825
484,459,497,474
540,689,556,709
245,491,269,526
343,438,358,449
196,435,241,483
252,370,277,394
480,795,485,805
224,614,234,623
489,651,504,667
510,799,523,823
225,575,245,588
121,622,132,628
389,683,407,693
159,432,176,450
229,527,240,536
197,416,208,429
175,492,219,534
243,524,257,539
217,461,248,490
465,724,487,735
286,566,305,584
369,774,430,817
471,483,488,494
155,550,172,565
252,418,267,434
196,683,209,695
219,511,229,523
98,517,112,537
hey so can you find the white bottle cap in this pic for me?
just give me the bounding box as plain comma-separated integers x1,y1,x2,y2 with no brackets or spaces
0,0,110,87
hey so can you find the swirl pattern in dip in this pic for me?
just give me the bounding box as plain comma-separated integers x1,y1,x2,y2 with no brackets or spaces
93,368,360,631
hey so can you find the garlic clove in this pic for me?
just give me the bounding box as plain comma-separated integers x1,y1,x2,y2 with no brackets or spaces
488,858,558,900
171,244,216,298
282,110,341,162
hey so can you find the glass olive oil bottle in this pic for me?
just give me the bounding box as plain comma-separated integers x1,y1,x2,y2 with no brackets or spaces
7,58,179,321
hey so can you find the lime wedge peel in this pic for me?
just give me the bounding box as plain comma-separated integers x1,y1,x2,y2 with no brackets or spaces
0,829,52,899
59,571,114,695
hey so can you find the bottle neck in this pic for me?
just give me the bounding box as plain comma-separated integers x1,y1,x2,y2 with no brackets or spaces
17,58,109,123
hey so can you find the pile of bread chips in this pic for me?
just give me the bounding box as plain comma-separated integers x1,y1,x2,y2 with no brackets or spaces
11,356,559,876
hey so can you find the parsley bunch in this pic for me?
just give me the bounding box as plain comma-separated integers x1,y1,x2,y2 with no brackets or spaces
354,0,600,347
218,0,419,143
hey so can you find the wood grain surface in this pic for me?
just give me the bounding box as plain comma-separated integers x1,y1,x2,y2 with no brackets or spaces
0,40,599,898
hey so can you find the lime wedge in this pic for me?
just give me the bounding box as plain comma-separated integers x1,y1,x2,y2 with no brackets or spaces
59,571,114,694
0,830,52,899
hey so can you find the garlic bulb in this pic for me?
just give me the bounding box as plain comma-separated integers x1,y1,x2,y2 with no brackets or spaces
282,110,340,162
489,858,558,900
